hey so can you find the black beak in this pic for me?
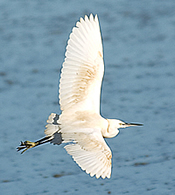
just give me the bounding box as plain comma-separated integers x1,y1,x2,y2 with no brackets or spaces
125,123,143,127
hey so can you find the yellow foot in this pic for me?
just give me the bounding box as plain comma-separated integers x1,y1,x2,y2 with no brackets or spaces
17,141,38,154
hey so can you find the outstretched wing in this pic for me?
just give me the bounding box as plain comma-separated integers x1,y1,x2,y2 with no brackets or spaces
64,131,112,179
59,14,104,114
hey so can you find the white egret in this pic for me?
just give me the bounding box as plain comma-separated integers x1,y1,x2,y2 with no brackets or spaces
17,14,142,179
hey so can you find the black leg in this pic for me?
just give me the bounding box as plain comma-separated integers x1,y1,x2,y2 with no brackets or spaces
17,136,53,154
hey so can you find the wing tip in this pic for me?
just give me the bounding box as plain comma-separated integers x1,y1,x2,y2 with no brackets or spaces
78,13,98,24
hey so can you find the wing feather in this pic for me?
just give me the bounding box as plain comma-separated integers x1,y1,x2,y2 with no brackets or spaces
59,14,104,113
64,131,112,179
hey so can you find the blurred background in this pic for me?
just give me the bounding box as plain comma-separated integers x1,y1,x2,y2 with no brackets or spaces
0,0,175,194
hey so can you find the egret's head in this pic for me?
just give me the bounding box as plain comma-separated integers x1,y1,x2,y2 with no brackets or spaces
106,119,143,138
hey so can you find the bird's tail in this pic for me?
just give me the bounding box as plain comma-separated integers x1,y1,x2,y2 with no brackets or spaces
45,113,62,145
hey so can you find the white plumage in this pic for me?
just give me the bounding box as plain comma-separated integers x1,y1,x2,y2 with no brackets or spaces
49,14,111,178
17,14,142,179
59,14,104,113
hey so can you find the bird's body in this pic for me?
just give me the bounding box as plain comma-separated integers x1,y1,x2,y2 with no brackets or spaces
17,14,142,179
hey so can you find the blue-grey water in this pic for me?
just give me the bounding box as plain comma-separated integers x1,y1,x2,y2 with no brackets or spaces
0,0,175,194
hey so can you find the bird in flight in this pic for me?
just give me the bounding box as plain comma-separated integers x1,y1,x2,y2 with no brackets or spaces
17,14,142,179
